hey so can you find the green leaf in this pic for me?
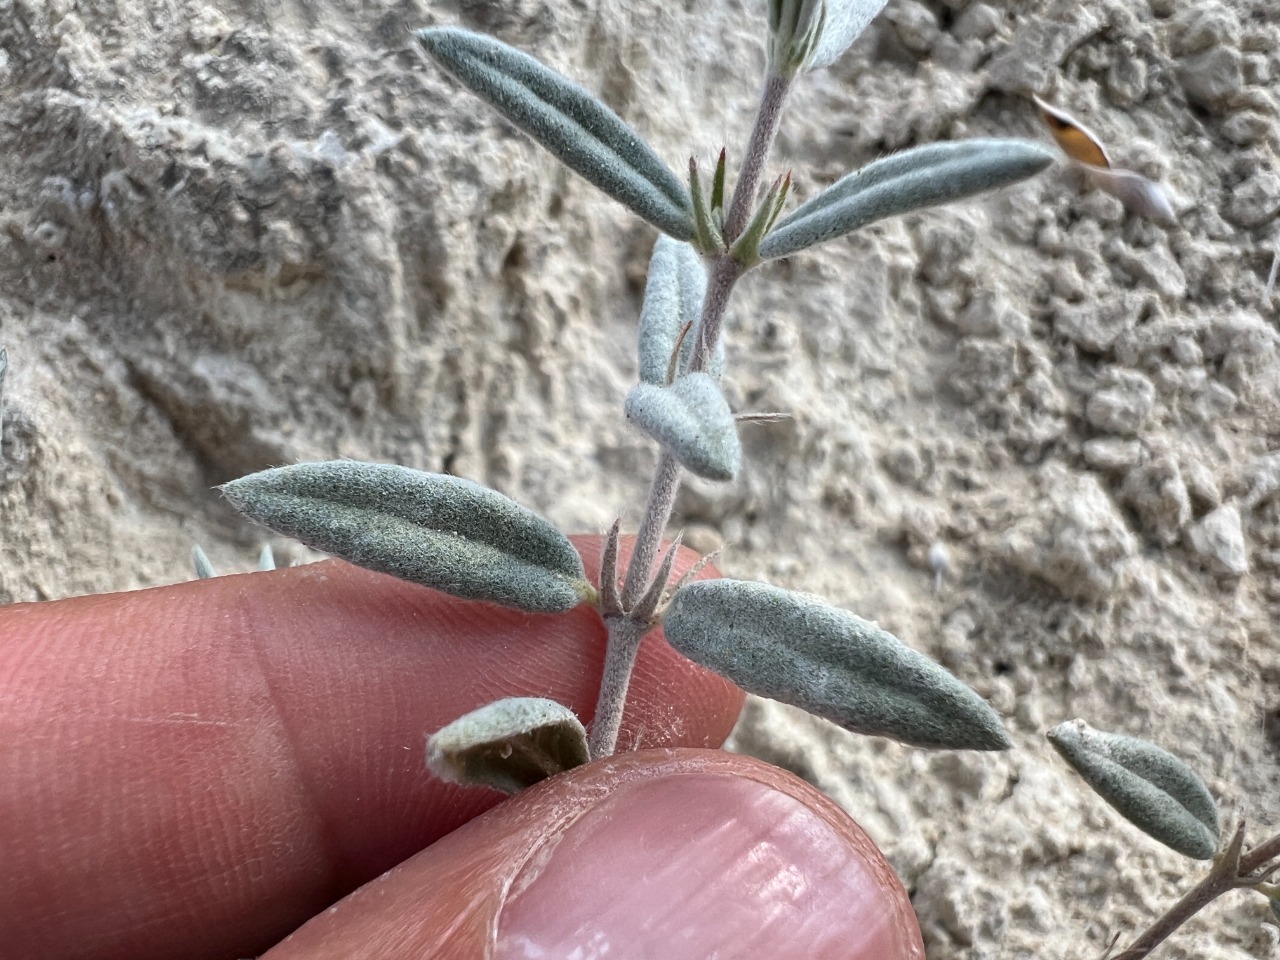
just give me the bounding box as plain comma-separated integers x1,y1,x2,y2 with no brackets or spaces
221,461,591,613
730,171,792,266
663,579,1011,750
625,374,741,482
759,139,1055,260
427,697,589,794
688,154,725,255
1048,720,1220,860
636,236,723,385
417,27,694,240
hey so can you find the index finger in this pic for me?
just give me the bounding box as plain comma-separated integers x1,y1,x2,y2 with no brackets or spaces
0,535,742,960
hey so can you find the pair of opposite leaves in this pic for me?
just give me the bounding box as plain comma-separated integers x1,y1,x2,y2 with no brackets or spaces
220,461,1010,769
221,460,1231,862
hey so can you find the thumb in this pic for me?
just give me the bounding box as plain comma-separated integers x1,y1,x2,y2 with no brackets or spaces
264,749,924,960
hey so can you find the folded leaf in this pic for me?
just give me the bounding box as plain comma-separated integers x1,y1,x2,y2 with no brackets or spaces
806,0,889,70
663,579,1011,750
759,139,1055,259
636,236,723,384
1048,720,1219,860
427,697,589,794
1083,166,1177,226
625,374,741,482
221,461,591,613
767,0,826,74
417,27,694,239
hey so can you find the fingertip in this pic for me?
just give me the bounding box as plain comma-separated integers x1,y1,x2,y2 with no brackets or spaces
266,750,923,960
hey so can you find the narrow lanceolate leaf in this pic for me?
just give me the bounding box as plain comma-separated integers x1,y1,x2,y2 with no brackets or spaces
664,580,1011,750
427,697,589,794
417,27,694,240
689,156,724,254
1048,720,1220,860
806,0,890,71
221,461,591,613
637,236,723,384
759,139,1055,260
730,171,792,265
625,374,741,482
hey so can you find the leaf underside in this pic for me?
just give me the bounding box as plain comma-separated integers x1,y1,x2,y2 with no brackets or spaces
427,697,590,794
625,374,741,482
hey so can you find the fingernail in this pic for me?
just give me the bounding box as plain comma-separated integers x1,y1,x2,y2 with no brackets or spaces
495,772,916,959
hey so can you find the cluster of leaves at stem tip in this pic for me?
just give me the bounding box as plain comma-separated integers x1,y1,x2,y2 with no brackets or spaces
213,3,1279,953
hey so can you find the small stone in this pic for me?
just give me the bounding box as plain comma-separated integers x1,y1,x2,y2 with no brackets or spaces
1122,456,1192,546
1002,469,1137,601
954,3,1002,41
1177,45,1243,110
1083,437,1142,472
1085,372,1156,435
1105,55,1148,106
1187,505,1248,576
884,441,926,485
891,0,940,54
1171,337,1202,366
1221,111,1272,146
1226,169,1280,229
1181,457,1222,509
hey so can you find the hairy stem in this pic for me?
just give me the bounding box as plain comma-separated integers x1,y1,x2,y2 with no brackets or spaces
620,450,683,609
722,71,793,243
1111,823,1280,960
590,70,794,759
691,253,746,373
587,617,647,760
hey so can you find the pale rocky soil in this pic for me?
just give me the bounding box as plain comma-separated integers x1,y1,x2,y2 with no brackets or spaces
2,0,1279,957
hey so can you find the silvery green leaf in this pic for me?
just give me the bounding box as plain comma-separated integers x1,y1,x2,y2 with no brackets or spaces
417,27,694,240
625,374,741,482
221,461,591,613
427,697,589,794
1272,898,1280,925
759,139,1055,259
192,545,217,580
1048,720,1219,860
636,236,723,384
663,579,1011,750
806,0,889,70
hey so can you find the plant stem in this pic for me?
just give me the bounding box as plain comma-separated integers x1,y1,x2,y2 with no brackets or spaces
619,450,683,610
722,71,793,243
588,68,795,759
1111,823,1280,960
691,253,745,373
587,617,646,760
